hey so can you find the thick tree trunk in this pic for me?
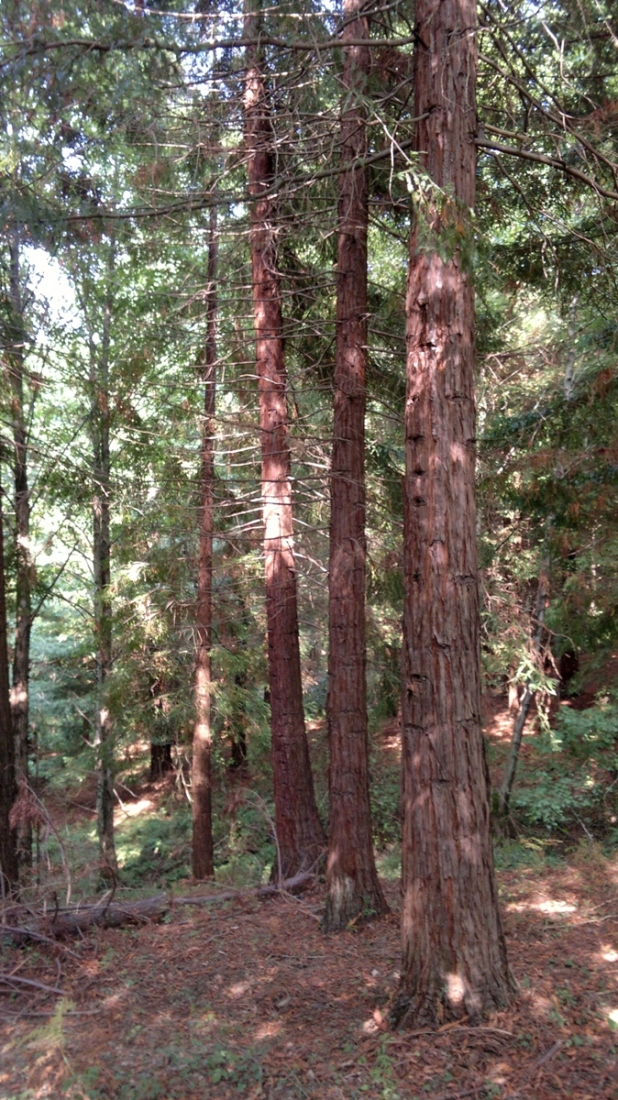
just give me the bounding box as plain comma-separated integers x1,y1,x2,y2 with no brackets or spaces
393,0,512,1028
0,486,18,893
8,231,32,867
244,0,325,879
323,0,387,931
92,255,117,876
192,208,217,880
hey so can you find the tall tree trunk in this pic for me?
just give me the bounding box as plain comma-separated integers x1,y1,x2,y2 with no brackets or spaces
323,0,387,931
244,0,325,879
0,482,18,894
8,230,32,868
393,0,512,1028
92,249,117,876
192,207,217,880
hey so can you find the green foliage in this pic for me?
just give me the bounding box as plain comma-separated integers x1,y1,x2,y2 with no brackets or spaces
553,698,618,762
493,837,561,871
507,698,618,834
510,769,601,832
115,804,192,888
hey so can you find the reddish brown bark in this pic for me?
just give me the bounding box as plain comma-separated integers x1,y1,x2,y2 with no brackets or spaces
393,0,512,1027
323,0,387,931
0,485,18,893
192,208,217,880
244,0,325,879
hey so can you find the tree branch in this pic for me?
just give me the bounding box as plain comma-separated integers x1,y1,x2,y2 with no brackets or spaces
476,138,618,203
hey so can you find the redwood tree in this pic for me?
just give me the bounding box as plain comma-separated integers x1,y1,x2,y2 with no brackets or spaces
192,208,217,880
393,0,513,1027
244,0,325,878
323,0,387,930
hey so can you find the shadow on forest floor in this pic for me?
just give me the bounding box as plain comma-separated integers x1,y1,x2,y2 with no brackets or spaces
1,852,617,1100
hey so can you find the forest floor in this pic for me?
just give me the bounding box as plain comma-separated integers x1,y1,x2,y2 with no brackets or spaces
1,699,618,1099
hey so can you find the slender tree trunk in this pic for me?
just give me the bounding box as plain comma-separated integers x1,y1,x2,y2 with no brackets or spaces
244,0,325,878
499,564,549,817
192,207,217,880
229,670,248,770
393,0,512,1028
92,250,117,876
0,483,18,894
323,0,386,931
8,230,32,868
150,741,173,780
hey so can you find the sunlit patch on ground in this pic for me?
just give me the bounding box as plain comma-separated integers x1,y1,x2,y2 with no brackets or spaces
254,1021,282,1040
533,898,577,914
227,980,253,998
114,797,154,821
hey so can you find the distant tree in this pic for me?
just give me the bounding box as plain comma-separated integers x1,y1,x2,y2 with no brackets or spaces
324,0,387,930
192,207,218,880
0,478,18,892
243,0,325,878
90,240,118,877
3,230,34,867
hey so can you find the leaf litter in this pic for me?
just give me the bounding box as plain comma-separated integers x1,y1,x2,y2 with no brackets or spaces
0,851,617,1100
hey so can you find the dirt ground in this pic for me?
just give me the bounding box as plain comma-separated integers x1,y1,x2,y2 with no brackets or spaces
1,852,617,1100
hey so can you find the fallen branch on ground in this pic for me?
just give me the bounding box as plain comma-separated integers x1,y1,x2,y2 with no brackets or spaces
0,871,314,945
0,974,65,996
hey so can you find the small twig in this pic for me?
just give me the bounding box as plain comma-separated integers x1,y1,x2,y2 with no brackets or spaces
113,788,128,814
280,891,322,920
24,782,72,905
446,1025,514,1037
419,1087,489,1100
0,1007,101,1019
0,974,65,996
115,780,138,799
239,790,283,888
531,1039,563,1071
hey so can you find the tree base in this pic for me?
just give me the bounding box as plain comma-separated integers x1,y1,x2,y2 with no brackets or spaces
321,872,388,932
390,968,515,1030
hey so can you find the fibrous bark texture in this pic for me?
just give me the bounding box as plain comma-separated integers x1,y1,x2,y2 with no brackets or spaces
0,488,18,892
324,0,387,931
192,208,217,880
244,0,325,879
393,0,513,1027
